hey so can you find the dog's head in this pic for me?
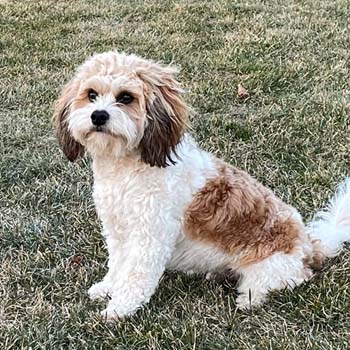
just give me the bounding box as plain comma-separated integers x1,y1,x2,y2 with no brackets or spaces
54,51,189,167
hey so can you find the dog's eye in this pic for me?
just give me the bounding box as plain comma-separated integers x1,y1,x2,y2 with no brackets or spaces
116,92,134,105
88,89,98,102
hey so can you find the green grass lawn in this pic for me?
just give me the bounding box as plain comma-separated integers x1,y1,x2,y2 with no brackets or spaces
1,0,350,348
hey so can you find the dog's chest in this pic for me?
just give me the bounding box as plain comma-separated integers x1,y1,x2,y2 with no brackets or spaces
91,159,186,239
94,169,161,229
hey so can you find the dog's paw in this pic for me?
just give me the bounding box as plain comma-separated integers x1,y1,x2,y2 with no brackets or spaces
100,307,120,321
235,292,265,310
88,282,111,301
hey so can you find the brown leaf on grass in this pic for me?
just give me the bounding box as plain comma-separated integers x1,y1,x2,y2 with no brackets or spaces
67,254,85,267
237,83,249,98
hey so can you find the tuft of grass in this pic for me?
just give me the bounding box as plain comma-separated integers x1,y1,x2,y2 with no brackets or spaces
1,0,350,349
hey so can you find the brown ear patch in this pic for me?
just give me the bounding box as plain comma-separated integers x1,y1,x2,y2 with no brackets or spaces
54,80,85,162
184,165,303,266
55,105,85,162
140,94,184,167
138,69,189,168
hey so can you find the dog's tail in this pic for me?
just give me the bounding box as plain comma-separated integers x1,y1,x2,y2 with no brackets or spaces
307,178,350,267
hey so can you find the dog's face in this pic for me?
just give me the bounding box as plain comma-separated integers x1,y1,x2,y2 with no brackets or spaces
54,52,189,167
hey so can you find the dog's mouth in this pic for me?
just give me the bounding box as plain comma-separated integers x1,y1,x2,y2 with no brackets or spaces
86,126,115,138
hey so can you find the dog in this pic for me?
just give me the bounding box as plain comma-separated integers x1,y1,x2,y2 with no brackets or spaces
54,51,350,320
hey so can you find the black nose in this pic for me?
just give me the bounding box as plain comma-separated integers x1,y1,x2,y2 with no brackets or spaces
91,110,109,126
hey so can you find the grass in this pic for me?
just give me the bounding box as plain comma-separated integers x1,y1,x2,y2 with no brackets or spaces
1,0,350,348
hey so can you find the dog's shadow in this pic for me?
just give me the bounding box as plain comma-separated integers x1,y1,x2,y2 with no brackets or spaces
150,270,240,316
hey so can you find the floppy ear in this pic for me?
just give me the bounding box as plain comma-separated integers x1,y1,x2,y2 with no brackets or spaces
54,79,85,162
139,66,189,167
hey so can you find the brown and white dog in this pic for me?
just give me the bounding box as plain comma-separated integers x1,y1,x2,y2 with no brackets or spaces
54,51,350,319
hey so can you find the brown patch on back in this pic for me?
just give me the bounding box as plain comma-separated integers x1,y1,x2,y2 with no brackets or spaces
184,164,304,266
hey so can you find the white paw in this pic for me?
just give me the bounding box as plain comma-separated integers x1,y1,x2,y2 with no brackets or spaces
100,307,120,321
236,292,266,310
205,272,212,280
88,282,111,301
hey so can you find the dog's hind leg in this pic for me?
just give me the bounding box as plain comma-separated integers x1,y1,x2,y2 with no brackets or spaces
235,250,312,309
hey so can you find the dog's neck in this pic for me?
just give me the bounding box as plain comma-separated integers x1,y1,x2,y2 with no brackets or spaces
91,152,163,181
90,134,198,182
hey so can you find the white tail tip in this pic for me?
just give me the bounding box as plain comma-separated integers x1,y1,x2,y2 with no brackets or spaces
308,178,350,258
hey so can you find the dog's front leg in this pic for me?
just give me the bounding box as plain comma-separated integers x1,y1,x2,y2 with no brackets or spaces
100,224,178,320
88,235,123,300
